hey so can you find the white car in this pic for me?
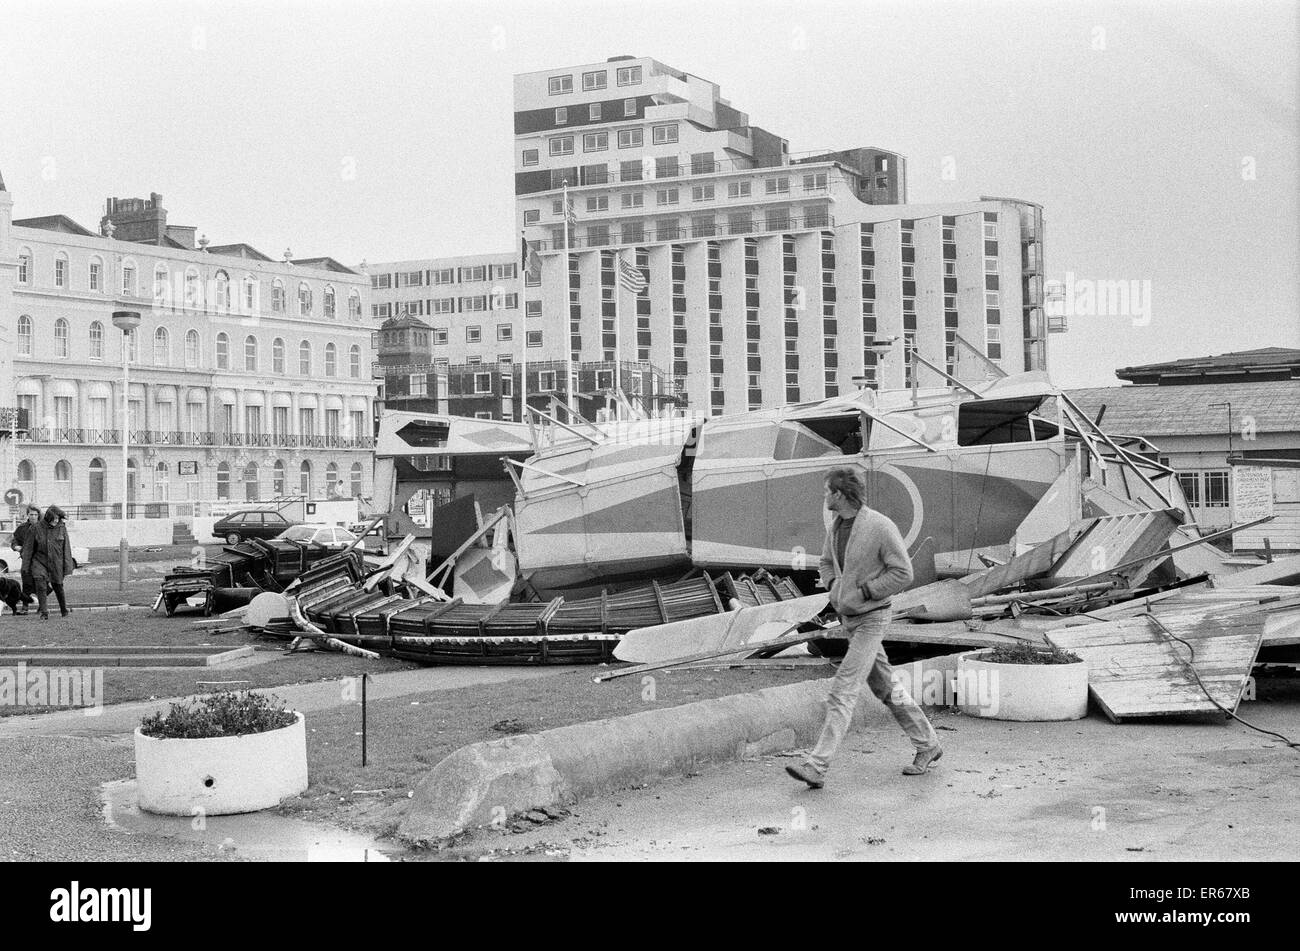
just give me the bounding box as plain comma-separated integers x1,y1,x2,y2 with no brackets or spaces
275,524,365,550
0,531,92,574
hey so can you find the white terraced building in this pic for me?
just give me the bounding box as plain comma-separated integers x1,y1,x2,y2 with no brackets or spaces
0,176,377,514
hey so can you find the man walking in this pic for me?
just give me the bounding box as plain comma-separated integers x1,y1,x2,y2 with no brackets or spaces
20,505,76,620
786,467,942,788
10,505,41,615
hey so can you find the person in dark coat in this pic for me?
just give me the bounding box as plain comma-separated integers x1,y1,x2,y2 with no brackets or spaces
20,505,76,620
9,505,41,614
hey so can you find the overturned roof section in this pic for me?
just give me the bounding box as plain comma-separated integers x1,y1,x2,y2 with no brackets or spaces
1068,380,1300,436
1117,348,1300,385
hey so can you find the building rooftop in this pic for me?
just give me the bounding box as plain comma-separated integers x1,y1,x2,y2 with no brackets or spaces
1067,379,1300,436
1116,347,1300,384
12,214,97,236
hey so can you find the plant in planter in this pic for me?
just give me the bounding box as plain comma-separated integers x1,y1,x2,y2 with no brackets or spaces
135,691,308,816
955,643,1089,722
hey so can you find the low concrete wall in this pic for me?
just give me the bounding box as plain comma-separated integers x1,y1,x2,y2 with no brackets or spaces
398,677,870,845
67,519,174,549
191,517,222,545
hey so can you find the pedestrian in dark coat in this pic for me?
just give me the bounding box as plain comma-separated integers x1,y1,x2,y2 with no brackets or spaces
20,505,76,620
10,505,41,613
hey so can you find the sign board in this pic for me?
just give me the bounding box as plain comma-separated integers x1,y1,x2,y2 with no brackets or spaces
178,461,198,476
1231,466,1274,523
4,488,23,506
1275,469,1300,504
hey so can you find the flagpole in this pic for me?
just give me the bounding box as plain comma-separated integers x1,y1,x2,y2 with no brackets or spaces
613,250,623,422
519,232,528,426
563,179,573,424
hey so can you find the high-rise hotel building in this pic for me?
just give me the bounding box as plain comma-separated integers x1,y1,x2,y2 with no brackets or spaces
514,56,1046,412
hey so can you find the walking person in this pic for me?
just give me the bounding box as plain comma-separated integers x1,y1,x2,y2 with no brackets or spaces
19,505,76,620
786,467,942,788
10,505,42,615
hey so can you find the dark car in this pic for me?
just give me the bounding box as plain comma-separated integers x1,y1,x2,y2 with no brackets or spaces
213,510,297,544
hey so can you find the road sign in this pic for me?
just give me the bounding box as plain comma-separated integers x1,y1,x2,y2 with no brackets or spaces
4,488,23,506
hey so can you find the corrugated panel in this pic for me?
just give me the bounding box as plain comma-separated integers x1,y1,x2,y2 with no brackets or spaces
1068,381,1300,437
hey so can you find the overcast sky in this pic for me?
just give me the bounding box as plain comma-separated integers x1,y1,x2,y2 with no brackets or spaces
2,0,1296,388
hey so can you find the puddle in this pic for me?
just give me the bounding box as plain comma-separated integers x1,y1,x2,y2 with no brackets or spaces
100,780,404,861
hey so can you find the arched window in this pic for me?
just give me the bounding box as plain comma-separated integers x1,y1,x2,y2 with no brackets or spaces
298,282,313,316
54,251,69,288
243,462,259,501
350,462,363,497
245,335,258,372
324,285,336,319
272,459,286,495
271,278,286,313
153,327,170,365
184,267,201,309
215,270,231,312
349,291,362,321
185,329,201,367
88,458,106,503
17,315,33,356
89,321,104,360
17,460,34,482
299,460,312,496
121,258,138,296
155,461,169,502
54,318,69,358
325,463,339,495
88,255,104,292
349,344,361,378
153,264,170,305
216,462,230,499
325,343,337,377
55,460,71,482
216,332,229,370
273,338,285,373
299,340,312,375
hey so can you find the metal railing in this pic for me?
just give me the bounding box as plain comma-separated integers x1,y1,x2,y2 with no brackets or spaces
18,428,374,450
535,212,835,252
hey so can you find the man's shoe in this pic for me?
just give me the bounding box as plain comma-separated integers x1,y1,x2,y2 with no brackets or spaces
902,744,943,775
38,611,49,621
60,609,71,618
785,762,825,789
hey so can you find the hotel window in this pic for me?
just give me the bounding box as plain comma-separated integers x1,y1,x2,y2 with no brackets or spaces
522,148,539,167
944,261,956,276
944,295,957,310
622,192,644,209
983,214,998,238
349,345,361,378
617,128,643,148
474,373,493,394
555,106,568,124
623,98,636,117
582,69,607,91
428,298,453,315
586,195,609,213
589,102,602,120
803,172,828,191
89,321,104,360
155,327,171,365
398,271,422,287
501,293,519,309
184,269,201,308
186,330,200,367
985,255,999,274
462,265,487,282
902,264,914,280
216,332,230,369
901,230,914,246
299,340,312,375
322,342,336,377
408,373,427,398
616,65,642,85
324,285,337,319
692,183,715,202
526,300,542,317
765,177,789,195
587,224,610,246
622,222,645,243
466,326,482,343
524,209,541,224
943,227,955,242
548,74,573,95
527,330,543,347
17,251,30,284
692,215,715,238
728,212,753,234
244,278,257,311
54,318,69,357
432,327,448,345
89,259,102,291
655,156,679,178
273,338,285,373
371,273,391,289
727,181,751,198
657,187,679,206
986,291,1000,308
653,124,679,145
121,261,136,295
497,324,513,341
431,268,455,285
54,255,68,288
549,136,574,156
297,282,312,316
539,371,556,391
986,325,1002,360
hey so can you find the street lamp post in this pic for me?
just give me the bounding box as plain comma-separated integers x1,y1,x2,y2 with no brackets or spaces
112,311,141,591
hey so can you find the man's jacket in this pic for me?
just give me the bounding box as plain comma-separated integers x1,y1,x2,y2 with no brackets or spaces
819,507,914,617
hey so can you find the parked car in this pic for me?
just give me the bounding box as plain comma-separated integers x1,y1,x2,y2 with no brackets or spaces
0,532,91,573
275,524,365,550
213,510,297,544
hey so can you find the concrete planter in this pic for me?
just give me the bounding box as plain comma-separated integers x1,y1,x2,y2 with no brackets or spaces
955,650,1089,722
134,711,308,816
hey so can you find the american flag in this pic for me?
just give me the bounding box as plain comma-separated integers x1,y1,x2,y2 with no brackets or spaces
564,194,577,228
617,256,647,294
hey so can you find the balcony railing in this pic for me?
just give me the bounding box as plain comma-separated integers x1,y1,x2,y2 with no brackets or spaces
18,428,374,450
535,212,835,252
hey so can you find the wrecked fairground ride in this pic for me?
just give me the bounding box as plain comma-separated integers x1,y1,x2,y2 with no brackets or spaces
375,368,1208,603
